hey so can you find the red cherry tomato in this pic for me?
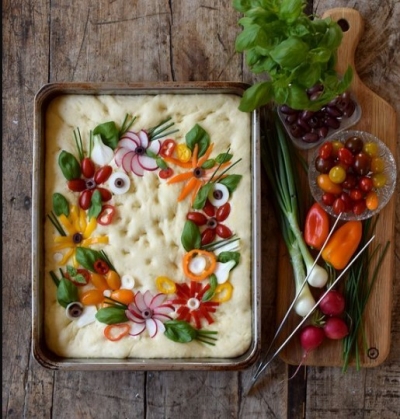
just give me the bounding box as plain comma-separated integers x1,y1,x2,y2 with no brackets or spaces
201,228,216,246
159,167,174,179
97,187,112,202
216,203,231,222
338,147,354,166
203,200,216,217
67,178,86,192
79,189,93,210
94,259,109,275
332,197,346,215
319,142,333,159
216,224,232,239
94,166,112,184
97,205,116,225
187,212,207,226
358,176,373,192
321,192,336,206
81,157,95,178
159,139,176,158
349,188,364,201
352,200,367,216
340,192,353,211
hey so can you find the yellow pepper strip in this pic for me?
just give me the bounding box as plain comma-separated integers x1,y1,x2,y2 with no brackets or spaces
77,207,87,232
58,214,76,236
82,236,109,246
155,276,177,294
212,282,233,303
53,236,74,245
176,144,192,163
59,248,74,265
83,217,97,239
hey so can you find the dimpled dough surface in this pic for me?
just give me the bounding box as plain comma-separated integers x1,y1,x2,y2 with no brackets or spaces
44,93,252,358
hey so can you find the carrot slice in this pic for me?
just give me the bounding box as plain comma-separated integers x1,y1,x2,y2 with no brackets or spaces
178,177,199,202
167,171,193,184
197,143,214,167
192,144,199,168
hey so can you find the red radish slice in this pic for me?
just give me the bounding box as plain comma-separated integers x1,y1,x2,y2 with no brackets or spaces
138,130,149,148
129,322,146,336
121,131,140,143
114,147,127,167
138,155,158,171
122,151,135,173
131,154,144,176
148,139,161,155
118,137,139,151
150,293,167,308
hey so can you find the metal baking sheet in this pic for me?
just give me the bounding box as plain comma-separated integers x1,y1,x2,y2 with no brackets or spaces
32,82,261,370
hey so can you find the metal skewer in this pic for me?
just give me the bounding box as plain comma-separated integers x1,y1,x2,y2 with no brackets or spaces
252,212,343,378
244,235,375,396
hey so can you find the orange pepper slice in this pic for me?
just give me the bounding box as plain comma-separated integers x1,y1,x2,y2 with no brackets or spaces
182,249,217,281
104,323,130,341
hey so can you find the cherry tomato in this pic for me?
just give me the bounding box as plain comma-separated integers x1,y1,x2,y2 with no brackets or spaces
97,205,116,225
329,165,347,184
331,140,344,158
91,273,109,291
201,228,216,246
332,197,346,215
187,211,207,226
353,152,371,176
321,192,336,206
216,224,232,239
363,142,379,157
216,203,231,222
176,144,192,163
159,167,174,179
203,200,216,217
338,147,354,166
352,200,367,216
319,141,333,159
81,157,95,178
372,173,387,188
317,174,342,194
67,178,86,192
341,173,357,189
94,259,109,275
358,176,373,192
80,289,104,306
106,270,121,290
345,136,364,154
315,156,334,173
97,187,112,202
110,289,135,305
365,191,379,210
94,166,112,184
79,189,93,210
349,188,363,201
340,192,353,212
159,139,176,158
370,157,385,174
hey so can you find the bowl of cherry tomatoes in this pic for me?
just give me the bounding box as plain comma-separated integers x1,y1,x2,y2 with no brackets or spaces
308,130,397,220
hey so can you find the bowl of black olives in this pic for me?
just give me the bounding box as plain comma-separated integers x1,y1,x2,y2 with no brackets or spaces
308,130,397,220
278,89,362,150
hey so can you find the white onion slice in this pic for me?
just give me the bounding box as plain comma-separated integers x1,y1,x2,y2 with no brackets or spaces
108,172,131,194
208,183,230,206
76,305,97,328
214,260,236,284
121,274,135,289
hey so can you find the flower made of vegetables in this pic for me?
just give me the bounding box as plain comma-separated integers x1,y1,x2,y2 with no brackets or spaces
187,201,233,246
66,158,113,210
125,291,174,338
114,130,161,176
171,281,219,329
51,205,109,266
165,143,230,204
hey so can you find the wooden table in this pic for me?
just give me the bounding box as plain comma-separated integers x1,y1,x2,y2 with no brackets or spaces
3,0,399,417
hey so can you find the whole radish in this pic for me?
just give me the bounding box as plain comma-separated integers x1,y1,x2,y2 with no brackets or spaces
323,317,349,340
319,289,346,317
299,325,325,353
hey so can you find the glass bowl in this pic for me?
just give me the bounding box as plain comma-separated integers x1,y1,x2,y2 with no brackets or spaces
278,92,362,150
308,130,397,221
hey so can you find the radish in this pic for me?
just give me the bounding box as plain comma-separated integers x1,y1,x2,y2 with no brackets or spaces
319,289,346,316
323,317,349,340
299,325,325,352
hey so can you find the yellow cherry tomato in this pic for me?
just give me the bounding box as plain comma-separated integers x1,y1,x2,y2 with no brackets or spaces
317,174,343,194
365,191,379,210
363,142,379,157
331,140,344,158
372,173,387,188
91,273,109,291
80,289,104,306
328,165,347,184
106,270,121,290
176,144,192,163
155,276,176,294
370,157,385,174
110,289,135,305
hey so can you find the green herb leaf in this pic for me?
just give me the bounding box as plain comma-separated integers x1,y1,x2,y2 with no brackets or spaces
270,37,309,70
215,153,233,164
185,124,210,157
181,220,201,252
156,157,168,170
95,307,128,324
192,183,213,210
201,159,216,170
217,251,240,268
66,265,87,285
93,121,119,150
76,247,105,272
58,151,81,180
239,81,274,112
88,189,102,220
164,320,198,343
218,174,242,194
56,278,78,308
52,193,70,217
202,274,218,302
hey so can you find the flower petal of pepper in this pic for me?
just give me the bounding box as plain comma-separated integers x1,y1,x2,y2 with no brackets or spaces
182,249,217,281
321,220,362,270
304,202,330,250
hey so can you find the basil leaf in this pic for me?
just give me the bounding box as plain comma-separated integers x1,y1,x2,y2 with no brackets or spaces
88,189,102,220
57,278,78,308
52,193,69,217
93,121,119,150
192,183,213,210
181,220,201,252
270,37,309,70
76,247,104,272
217,251,240,268
215,153,232,164
58,150,81,180
164,320,198,343
95,307,128,325
238,81,274,112
218,175,242,194
185,124,210,157
202,274,218,302
201,159,215,170
66,265,87,284
156,157,168,170
279,0,304,23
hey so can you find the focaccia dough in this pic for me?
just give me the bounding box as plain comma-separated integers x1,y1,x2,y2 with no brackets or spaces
44,93,253,358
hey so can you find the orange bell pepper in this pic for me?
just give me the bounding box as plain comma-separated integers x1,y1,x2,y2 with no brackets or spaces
321,220,362,270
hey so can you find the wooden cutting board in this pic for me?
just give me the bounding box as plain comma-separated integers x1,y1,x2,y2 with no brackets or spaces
276,8,397,367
